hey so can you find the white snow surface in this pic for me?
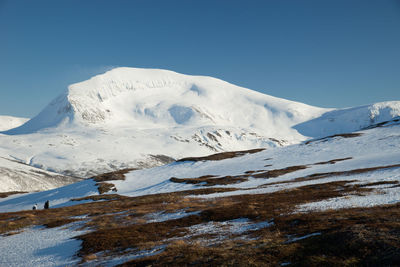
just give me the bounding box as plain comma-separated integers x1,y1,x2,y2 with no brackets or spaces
144,210,201,223
0,179,98,212
285,232,322,244
0,115,29,131
2,67,398,185
188,218,274,237
0,224,85,267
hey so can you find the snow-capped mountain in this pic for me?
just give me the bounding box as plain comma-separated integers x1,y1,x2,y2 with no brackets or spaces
0,116,29,131
4,67,328,137
1,67,399,190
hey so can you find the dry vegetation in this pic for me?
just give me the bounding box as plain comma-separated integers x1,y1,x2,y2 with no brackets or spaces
177,148,265,162
1,154,400,266
92,168,136,194
1,172,399,266
0,191,27,198
305,133,363,145
168,157,355,187
361,117,400,130
170,175,248,186
313,157,353,165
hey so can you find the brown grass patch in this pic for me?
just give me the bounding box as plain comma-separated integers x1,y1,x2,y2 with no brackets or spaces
252,165,308,178
258,163,400,188
73,179,378,261
0,191,28,198
301,163,400,180
362,117,400,130
92,168,136,194
358,180,399,187
313,157,353,165
93,168,136,182
170,175,248,186
177,148,265,162
305,133,363,145
97,182,117,194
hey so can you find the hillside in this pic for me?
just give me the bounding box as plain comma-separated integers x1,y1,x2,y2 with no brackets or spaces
0,117,399,265
0,116,28,131
0,155,81,193
1,68,400,191
0,114,81,192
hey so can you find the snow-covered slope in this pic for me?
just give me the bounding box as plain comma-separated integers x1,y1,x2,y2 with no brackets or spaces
1,67,399,188
0,154,82,192
1,117,399,213
0,116,29,131
294,101,400,138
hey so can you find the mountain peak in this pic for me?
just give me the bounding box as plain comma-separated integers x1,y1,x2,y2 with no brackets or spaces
5,67,326,135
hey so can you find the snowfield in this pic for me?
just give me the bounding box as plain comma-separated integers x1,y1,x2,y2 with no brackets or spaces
0,224,85,267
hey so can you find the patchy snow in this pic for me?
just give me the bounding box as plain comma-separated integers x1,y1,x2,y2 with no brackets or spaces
297,188,400,212
144,210,201,223
0,224,85,267
110,123,400,202
84,246,166,267
285,232,322,243
188,218,274,236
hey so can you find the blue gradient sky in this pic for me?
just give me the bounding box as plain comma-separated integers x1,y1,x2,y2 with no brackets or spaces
1,0,400,117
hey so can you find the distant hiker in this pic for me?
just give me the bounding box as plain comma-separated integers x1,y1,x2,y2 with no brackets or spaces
32,203,37,210
44,200,50,209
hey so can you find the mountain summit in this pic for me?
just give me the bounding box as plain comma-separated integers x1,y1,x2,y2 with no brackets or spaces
6,67,326,137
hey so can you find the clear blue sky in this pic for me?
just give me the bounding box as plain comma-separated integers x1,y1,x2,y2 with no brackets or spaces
1,0,400,117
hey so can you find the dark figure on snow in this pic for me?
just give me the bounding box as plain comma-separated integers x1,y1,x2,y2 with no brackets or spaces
32,203,37,210
44,200,50,209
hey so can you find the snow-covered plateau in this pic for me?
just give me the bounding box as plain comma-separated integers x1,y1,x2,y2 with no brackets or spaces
1,67,400,193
